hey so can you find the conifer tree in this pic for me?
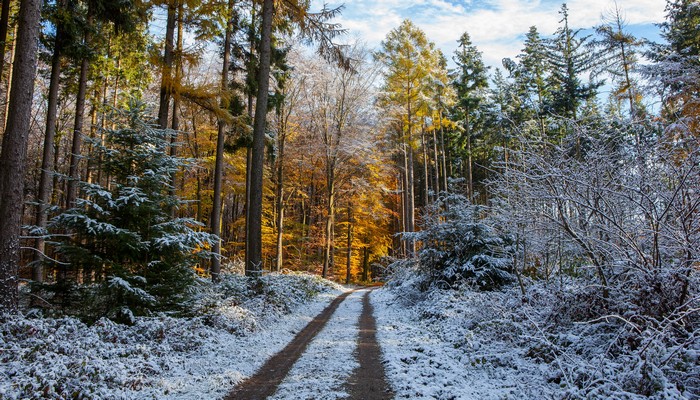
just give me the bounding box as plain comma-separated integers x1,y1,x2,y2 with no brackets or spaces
592,6,644,119
545,4,600,121
452,31,489,200
376,20,439,256
0,0,42,313
50,101,215,319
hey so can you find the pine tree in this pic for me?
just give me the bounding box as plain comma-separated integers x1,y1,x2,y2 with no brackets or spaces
545,4,600,122
451,31,489,201
0,0,43,313
49,101,216,320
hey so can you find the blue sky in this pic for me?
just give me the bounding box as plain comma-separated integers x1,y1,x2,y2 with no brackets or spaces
311,0,667,71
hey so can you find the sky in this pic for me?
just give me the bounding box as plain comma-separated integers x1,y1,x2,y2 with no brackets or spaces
311,0,668,71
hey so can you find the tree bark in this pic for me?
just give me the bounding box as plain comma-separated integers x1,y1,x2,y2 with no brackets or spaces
274,121,286,272
345,204,353,284
33,25,64,281
157,0,177,130
247,0,273,276
466,111,473,202
210,0,233,281
322,175,334,279
361,245,369,282
0,0,42,313
0,0,12,84
421,121,429,207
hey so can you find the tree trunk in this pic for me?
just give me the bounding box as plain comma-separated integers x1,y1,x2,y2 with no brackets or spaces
33,29,64,281
432,124,440,198
0,0,12,84
406,143,415,255
210,0,233,280
157,0,177,130
421,122,429,207
361,245,369,282
66,11,93,208
0,0,42,313
1,22,16,133
466,112,473,202
247,0,273,276
322,174,335,279
168,0,183,214
345,204,353,284
274,125,285,272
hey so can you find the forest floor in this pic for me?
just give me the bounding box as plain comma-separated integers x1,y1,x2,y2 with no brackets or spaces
4,273,692,399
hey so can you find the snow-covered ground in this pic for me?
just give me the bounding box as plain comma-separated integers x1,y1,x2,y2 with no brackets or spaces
373,273,699,399
270,289,364,400
0,273,344,399
372,285,558,399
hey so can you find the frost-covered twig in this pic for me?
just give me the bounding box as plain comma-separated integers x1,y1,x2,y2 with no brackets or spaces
580,314,642,334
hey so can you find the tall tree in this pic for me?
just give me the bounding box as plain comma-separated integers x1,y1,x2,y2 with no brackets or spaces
0,0,42,312
376,19,438,256
157,0,177,130
452,31,489,200
210,0,234,281
545,4,599,121
66,0,143,208
0,0,12,83
645,0,700,117
247,0,273,276
593,5,643,120
247,1,347,276
33,0,72,281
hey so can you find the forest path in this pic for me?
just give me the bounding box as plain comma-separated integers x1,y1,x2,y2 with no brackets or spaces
224,288,392,400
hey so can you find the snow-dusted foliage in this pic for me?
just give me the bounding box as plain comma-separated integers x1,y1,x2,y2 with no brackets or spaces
43,101,217,320
472,119,700,396
397,192,513,290
0,272,342,399
377,271,700,398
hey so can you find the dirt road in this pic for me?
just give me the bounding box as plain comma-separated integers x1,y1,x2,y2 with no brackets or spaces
225,288,392,400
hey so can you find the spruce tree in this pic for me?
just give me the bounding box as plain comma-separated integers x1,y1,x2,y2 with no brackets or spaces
49,101,216,320
451,32,489,200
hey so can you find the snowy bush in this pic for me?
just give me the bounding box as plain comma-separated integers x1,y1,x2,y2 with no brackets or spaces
397,193,514,290
1,273,341,399
380,271,700,398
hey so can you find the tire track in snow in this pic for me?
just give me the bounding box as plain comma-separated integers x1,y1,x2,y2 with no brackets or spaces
269,289,364,399
224,289,356,400
345,289,394,399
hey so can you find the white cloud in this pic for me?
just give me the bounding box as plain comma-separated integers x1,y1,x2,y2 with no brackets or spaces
312,0,666,70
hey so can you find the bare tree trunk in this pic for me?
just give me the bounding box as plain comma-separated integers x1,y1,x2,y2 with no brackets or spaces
345,203,353,284
1,21,16,132
401,144,409,255
322,174,335,278
66,11,93,208
361,245,369,282
0,0,12,84
247,0,273,276
406,143,416,255
432,125,440,197
157,0,176,130
0,0,42,312
210,0,233,280
33,25,64,281
274,127,285,272
465,112,473,202
244,2,256,274
421,122,429,206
